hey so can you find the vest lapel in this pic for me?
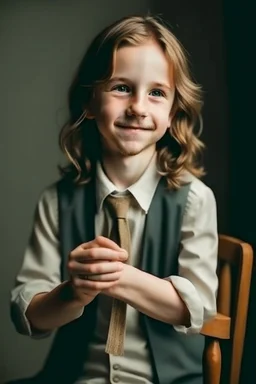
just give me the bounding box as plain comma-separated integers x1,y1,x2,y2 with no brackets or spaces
141,177,188,277
57,178,96,280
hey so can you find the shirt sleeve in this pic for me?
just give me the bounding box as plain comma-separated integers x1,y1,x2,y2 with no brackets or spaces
10,184,63,337
166,178,218,334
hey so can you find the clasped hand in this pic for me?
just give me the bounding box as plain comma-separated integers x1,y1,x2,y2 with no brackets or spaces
67,236,127,304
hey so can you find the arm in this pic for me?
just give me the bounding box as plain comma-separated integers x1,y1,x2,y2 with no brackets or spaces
24,282,86,334
11,186,127,336
104,182,218,332
26,238,128,333
10,185,84,336
105,264,190,326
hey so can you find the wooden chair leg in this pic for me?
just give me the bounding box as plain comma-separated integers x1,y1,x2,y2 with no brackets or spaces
204,339,221,384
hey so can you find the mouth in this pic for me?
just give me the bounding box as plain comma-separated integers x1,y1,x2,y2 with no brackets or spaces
115,124,153,131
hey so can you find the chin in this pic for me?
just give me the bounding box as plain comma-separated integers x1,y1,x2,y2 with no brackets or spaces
110,140,155,158
119,146,145,157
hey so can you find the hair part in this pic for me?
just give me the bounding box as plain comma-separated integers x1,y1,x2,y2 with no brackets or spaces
59,15,205,189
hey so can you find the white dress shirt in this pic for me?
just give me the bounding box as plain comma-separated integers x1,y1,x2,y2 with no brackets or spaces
11,155,218,383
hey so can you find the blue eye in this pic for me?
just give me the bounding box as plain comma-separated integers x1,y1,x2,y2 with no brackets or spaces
150,89,165,97
113,84,130,93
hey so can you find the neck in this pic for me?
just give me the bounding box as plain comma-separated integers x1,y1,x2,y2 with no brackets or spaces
102,148,156,190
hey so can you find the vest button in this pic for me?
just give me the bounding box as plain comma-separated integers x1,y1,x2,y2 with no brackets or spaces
113,376,120,383
113,364,120,370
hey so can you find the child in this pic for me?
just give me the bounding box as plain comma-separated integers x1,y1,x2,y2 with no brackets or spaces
11,15,218,384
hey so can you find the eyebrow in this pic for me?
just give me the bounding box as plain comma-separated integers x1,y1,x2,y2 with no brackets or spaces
108,77,173,91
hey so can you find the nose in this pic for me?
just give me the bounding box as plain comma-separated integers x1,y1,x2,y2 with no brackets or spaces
126,94,148,118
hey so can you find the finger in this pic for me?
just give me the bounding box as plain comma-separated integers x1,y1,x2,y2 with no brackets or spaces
79,271,122,282
80,236,122,251
68,261,123,275
70,237,109,254
70,247,127,262
73,278,120,290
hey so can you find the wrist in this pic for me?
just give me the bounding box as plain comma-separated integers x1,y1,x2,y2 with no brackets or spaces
65,280,101,307
104,264,132,299
60,281,85,308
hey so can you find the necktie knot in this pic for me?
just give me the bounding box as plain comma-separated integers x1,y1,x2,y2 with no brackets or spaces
106,194,132,219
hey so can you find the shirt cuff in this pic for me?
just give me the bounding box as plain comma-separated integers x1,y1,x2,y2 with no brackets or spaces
11,282,57,338
11,282,84,338
166,276,204,334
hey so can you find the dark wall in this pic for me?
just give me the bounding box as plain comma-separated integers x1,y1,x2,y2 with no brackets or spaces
223,1,255,383
153,0,230,234
152,1,255,382
223,0,255,247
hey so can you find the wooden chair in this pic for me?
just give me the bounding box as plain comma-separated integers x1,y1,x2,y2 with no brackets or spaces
201,234,253,384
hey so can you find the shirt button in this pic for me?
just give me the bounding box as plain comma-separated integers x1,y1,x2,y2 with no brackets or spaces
113,364,120,370
113,376,120,383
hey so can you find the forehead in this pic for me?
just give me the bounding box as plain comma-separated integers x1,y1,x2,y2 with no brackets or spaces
112,41,174,84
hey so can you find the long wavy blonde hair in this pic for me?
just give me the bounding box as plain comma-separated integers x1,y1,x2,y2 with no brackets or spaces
59,15,205,189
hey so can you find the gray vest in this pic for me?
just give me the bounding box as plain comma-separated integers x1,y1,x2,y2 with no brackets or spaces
38,176,204,384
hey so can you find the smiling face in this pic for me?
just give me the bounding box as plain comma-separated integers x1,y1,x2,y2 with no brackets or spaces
89,40,175,159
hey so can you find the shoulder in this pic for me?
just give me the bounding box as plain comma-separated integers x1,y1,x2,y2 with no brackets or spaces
35,182,59,226
37,177,77,204
38,182,58,207
183,173,217,219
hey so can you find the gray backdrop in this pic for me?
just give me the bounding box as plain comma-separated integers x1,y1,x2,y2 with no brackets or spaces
0,1,151,381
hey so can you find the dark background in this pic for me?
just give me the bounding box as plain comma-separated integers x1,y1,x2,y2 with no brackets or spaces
0,0,254,382
154,2,255,383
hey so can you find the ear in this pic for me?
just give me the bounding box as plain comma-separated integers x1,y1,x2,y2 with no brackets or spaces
84,93,97,119
85,110,95,120
83,107,95,120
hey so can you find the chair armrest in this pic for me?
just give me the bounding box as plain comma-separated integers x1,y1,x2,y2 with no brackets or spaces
200,313,231,339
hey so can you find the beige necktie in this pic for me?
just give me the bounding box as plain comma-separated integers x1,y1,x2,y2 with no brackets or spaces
105,194,132,356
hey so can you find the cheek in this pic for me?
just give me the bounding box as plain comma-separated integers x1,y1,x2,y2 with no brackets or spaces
155,105,171,127
95,98,122,123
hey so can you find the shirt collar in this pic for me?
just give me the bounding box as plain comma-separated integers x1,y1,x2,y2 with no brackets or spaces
96,153,161,214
